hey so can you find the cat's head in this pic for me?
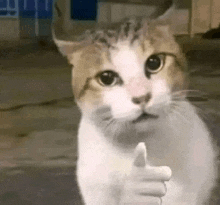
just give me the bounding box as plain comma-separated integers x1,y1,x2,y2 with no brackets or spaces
53,18,188,135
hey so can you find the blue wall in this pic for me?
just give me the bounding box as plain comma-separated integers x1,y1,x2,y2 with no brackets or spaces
0,0,53,18
19,0,53,19
0,0,17,17
1,0,98,20
71,0,98,20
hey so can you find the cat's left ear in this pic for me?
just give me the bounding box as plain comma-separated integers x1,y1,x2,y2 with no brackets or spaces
53,38,76,58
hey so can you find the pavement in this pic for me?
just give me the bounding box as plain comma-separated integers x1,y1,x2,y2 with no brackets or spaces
0,36,219,204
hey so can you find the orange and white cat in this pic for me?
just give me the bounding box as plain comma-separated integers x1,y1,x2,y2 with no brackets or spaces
53,16,217,205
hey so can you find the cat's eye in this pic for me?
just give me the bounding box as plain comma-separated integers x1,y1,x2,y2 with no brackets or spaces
97,71,119,86
145,54,165,74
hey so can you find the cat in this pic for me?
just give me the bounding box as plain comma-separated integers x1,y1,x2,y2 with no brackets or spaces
53,17,218,205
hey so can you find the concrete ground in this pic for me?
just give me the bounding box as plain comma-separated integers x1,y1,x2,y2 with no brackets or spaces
0,36,220,204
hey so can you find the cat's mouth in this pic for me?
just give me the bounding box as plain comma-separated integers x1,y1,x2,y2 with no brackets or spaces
132,112,159,123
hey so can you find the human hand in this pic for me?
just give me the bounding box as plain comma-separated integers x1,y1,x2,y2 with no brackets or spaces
120,142,172,205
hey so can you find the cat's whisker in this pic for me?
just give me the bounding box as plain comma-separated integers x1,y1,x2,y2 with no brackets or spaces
170,100,188,105
171,98,212,122
170,101,187,112
171,90,208,100
171,89,205,95
171,97,186,102
168,102,191,124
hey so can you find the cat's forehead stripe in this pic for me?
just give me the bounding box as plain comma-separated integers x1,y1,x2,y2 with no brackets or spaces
84,18,143,48
123,22,131,37
119,19,143,39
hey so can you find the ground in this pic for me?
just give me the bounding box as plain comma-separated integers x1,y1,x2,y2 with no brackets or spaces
0,36,219,204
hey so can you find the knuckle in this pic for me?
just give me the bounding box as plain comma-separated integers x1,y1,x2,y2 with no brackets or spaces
153,182,167,197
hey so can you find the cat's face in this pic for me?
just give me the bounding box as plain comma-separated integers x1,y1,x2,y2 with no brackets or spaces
54,19,188,135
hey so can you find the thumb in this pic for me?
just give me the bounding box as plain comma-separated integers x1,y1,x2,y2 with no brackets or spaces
133,142,147,167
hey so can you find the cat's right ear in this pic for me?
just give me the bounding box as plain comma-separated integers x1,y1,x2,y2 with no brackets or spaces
52,30,80,63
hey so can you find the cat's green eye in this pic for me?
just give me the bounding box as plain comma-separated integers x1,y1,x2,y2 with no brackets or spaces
97,71,119,87
145,54,165,74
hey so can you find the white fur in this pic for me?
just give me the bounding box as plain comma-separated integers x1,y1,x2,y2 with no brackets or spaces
110,44,142,80
77,101,217,204
150,78,171,107
103,86,141,120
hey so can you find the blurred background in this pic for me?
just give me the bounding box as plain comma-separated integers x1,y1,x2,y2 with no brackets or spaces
0,0,220,204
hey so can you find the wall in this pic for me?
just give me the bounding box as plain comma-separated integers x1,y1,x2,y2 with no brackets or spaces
54,0,190,37
211,0,220,28
53,0,220,38
1,0,219,41
19,18,36,39
104,3,190,35
190,0,211,34
108,3,155,22
190,0,220,36
0,18,20,40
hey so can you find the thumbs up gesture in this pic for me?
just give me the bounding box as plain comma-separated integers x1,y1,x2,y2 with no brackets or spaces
120,143,172,205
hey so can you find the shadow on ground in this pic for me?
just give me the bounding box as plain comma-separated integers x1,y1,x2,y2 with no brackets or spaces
0,167,83,205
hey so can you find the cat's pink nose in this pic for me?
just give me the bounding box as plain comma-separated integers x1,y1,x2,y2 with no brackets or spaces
127,77,150,97
132,93,152,105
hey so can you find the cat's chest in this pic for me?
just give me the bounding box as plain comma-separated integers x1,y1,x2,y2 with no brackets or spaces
78,119,178,180
77,146,134,185
77,113,196,186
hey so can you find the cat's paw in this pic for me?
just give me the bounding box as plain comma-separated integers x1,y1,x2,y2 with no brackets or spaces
120,143,172,205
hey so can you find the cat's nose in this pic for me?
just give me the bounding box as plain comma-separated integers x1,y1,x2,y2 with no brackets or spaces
132,93,152,105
